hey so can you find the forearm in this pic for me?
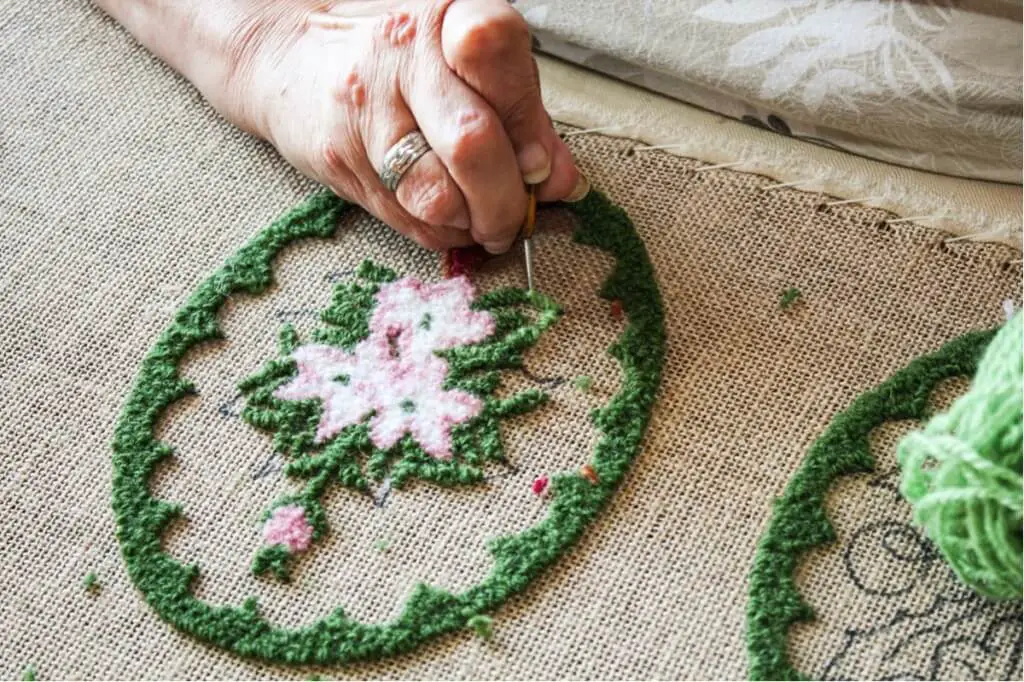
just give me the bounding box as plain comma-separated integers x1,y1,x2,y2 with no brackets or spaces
92,0,307,135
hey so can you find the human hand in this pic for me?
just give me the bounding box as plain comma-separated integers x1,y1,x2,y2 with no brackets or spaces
217,0,585,252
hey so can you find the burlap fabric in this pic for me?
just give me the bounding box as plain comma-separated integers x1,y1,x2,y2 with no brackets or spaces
1,2,1021,679
789,380,1023,680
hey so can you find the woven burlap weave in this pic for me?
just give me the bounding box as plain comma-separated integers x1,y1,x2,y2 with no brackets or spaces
1,2,1021,679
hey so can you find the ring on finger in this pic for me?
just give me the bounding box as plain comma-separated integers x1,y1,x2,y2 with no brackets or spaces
379,130,432,192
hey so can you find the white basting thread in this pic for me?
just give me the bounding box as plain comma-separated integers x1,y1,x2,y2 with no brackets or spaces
562,126,622,137
632,142,690,152
885,215,943,225
823,197,880,207
943,229,1020,244
692,160,745,172
761,179,813,191
568,128,1017,248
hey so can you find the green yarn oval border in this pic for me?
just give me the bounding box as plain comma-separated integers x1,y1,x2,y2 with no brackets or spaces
111,189,665,665
746,327,998,680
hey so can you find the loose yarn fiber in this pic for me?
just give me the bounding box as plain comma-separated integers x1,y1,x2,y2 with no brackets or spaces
898,313,1023,600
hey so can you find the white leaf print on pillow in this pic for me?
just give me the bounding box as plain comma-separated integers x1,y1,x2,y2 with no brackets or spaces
704,0,958,114
759,50,818,101
694,0,811,25
893,36,957,107
813,25,891,60
759,28,891,101
727,26,799,68
796,2,887,39
802,69,880,112
902,1,953,32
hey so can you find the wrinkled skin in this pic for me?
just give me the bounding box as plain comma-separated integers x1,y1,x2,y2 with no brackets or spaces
98,0,586,252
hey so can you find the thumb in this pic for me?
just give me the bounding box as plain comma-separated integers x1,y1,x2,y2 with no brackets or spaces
441,0,578,200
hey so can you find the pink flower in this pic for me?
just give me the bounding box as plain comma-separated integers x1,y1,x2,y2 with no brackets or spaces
358,351,482,457
262,504,313,553
273,276,494,459
370,276,494,361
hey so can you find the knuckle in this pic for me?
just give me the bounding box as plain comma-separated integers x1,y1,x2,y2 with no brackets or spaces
320,141,349,177
407,178,461,226
318,138,367,195
457,7,529,58
501,89,539,130
410,226,449,252
450,111,502,167
472,207,522,247
333,69,367,108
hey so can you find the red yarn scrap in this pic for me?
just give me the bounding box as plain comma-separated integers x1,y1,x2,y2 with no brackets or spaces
580,464,600,486
442,245,493,279
609,299,625,322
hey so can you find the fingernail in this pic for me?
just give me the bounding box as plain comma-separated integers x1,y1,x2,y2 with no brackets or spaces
564,169,591,203
482,238,514,255
518,142,551,185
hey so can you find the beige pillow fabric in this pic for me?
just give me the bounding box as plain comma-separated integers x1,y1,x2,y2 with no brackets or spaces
517,0,1023,184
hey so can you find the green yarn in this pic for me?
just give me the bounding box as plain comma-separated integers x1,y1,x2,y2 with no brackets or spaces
110,189,665,665
572,375,593,392
466,614,493,640
21,666,36,681
779,287,801,311
898,313,1023,600
746,326,996,680
82,572,99,593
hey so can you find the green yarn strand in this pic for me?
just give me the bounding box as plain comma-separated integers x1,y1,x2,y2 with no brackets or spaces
898,313,1023,601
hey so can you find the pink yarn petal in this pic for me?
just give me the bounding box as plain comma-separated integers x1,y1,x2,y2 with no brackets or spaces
369,409,409,452
263,504,314,553
275,344,356,401
412,427,453,460
315,389,372,443
275,276,494,457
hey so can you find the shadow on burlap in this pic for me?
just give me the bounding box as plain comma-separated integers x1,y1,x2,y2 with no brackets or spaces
0,2,1020,680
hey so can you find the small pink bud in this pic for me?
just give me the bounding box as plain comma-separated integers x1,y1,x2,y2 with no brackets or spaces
263,504,314,553
531,476,549,497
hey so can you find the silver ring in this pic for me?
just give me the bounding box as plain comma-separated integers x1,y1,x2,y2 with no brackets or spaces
379,131,431,192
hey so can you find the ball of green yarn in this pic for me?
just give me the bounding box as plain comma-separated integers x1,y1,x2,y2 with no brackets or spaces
898,312,1023,600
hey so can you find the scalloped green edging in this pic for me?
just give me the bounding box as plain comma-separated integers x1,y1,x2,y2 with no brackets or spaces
111,189,665,665
746,327,998,680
